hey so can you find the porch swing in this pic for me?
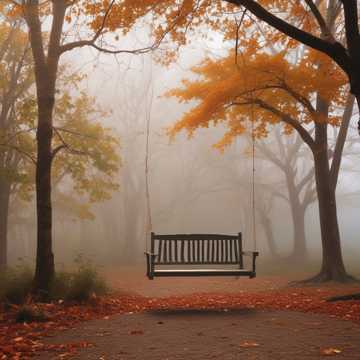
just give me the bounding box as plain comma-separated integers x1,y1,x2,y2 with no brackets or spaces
144,117,259,280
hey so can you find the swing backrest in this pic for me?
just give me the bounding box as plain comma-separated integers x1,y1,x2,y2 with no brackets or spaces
151,233,244,267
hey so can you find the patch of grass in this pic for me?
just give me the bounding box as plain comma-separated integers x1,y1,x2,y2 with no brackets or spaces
0,258,108,305
0,264,33,304
50,258,108,302
15,305,49,323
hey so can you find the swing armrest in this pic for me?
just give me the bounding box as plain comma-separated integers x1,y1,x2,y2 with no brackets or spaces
241,251,259,275
242,251,259,256
144,252,158,258
145,252,158,280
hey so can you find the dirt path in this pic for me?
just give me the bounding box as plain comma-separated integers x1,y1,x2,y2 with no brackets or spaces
106,268,307,297
38,309,360,359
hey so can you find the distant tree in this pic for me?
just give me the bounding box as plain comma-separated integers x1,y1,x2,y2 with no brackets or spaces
256,130,317,262
0,20,33,268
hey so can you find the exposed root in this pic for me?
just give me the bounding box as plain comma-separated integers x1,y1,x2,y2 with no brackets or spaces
289,272,358,287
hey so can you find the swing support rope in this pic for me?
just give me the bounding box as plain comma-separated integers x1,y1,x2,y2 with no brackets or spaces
251,113,257,253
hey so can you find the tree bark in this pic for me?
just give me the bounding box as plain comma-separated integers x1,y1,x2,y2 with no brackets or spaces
24,1,66,295
0,177,11,268
311,122,350,282
34,94,55,293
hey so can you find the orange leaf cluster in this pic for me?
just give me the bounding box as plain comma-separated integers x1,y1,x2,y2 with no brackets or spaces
167,46,346,150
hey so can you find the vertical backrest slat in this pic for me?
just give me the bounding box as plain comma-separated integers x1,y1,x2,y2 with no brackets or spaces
234,238,239,262
192,240,196,262
169,240,172,262
163,240,167,263
225,239,229,262
158,239,163,263
181,240,185,262
206,239,210,262
174,240,178,262
197,240,200,263
221,240,225,262
211,240,215,262
201,239,205,263
216,240,219,262
187,240,191,263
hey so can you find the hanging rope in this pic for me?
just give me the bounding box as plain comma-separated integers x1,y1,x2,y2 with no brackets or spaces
144,65,154,253
234,14,257,252
251,113,257,252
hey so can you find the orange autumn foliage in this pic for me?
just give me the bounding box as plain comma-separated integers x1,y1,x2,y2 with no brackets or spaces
167,46,347,150
3,1,325,65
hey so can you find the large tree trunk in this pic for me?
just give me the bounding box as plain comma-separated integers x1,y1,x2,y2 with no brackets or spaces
0,177,11,268
34,95,55,294
25,1,65,297
311,122,350,282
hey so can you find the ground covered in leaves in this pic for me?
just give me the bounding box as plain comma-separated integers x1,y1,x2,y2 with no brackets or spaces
1,274,360,359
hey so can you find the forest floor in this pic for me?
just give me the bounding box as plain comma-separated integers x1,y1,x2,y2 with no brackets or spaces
1,268,360,359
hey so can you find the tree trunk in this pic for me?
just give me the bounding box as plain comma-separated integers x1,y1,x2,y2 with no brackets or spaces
33,95,55,294
291,204,307,261
285,172,308,261
311,123,350,282
25,1,66,297
259,214,278,258
0,177,11,268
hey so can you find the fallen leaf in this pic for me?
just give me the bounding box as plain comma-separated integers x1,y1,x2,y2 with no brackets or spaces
129,330,144,335
320,348,342,356
239,341,259,348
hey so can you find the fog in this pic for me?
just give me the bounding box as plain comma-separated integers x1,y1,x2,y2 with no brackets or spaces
6,31,360,277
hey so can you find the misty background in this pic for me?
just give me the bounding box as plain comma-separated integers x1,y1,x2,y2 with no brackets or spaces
6,29,360,275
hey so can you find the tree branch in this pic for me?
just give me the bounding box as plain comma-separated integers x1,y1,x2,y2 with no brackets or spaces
253,99,316,150
0,143,36,164
304,0,334,41
296,167,315,193
223,0,350,73
329,94,355,190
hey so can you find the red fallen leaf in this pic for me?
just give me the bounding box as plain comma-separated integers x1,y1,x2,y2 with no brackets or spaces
129,330,144,335
13,337,24,342
239,341,260,348
0,345,13,353
320,348,342,356
58,352,74,359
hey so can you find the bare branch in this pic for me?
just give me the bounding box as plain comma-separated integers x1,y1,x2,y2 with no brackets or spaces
304,0,334,41
0,143,36,164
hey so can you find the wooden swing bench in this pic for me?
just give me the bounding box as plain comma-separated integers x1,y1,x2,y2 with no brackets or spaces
146,232,259,280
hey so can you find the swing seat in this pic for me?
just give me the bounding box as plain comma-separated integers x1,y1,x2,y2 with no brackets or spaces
146,232,259,280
